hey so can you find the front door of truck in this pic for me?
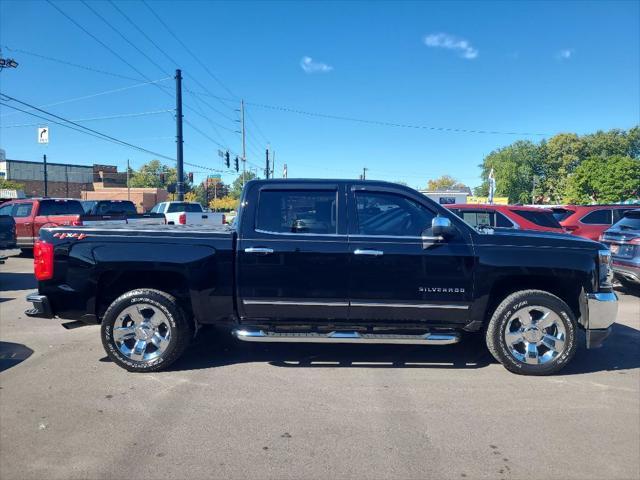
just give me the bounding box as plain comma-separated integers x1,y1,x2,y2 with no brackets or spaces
11,202,35,247
237,183,350,322
347,186,474,326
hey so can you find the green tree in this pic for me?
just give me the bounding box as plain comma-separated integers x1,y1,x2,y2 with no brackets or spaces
426,175,468,191
229,171,258,199
128,159,193,192
0,179,25,190
477,140,541,203
564,155,640,203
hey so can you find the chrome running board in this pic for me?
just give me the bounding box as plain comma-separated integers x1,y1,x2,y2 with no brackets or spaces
232,329,460,345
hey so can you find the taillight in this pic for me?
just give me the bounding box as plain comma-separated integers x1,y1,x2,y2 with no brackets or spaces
178,213,187,225
222,214,226,224
629,237,640,245
34,240,54,281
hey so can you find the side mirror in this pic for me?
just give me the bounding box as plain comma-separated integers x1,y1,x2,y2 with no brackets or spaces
431,216,455,238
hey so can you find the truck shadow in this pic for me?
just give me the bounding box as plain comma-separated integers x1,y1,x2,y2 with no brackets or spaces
169,323,640,374
0,273,36,292
171,330,493,371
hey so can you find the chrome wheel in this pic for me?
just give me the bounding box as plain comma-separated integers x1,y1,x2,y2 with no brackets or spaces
504,305,566,365
113,304,171,362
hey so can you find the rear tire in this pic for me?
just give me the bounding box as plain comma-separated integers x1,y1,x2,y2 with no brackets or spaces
101,289,193,372
486,290,577,376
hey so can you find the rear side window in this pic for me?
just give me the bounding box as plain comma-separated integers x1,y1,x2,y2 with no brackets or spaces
581,209,612,225
551,208,574,222
511,210,562,228
38,200,84,216
458,210,494,228
257,190,337,234
166,202,203,213
13,203,33,217
495,212,514,228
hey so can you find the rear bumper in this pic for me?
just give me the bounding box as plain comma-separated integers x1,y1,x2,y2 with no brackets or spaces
24,293,53,319
579,291,618,349
612,261,640,285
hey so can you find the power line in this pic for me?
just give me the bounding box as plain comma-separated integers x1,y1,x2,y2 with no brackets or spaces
0,95,176,161
186,90,550,136
0,77,171,118
2,109,173,128
142,0,237,99
81,0,170,76
1,45,143,83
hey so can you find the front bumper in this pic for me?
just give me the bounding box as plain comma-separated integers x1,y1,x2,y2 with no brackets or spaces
25,292,53,319
579,291,618,349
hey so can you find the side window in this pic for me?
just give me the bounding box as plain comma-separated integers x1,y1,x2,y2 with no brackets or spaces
495,212,514,228
460,210,494,227
150,204,160,214
13,203,33,218
256,190,337,234
613,209,630,223
0,204,13,215
581,209,612,225
38,200,84,216
355,191,435,236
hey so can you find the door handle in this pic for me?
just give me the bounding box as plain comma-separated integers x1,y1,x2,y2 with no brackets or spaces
244,247,274,255
353,249,384,256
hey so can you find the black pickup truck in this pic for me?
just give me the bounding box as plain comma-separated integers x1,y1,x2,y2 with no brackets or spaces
26,179,618,375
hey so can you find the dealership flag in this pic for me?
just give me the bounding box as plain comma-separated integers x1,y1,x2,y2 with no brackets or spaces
488,168,496,204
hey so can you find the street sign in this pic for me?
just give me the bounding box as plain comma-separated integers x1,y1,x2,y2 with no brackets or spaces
38,127,49,144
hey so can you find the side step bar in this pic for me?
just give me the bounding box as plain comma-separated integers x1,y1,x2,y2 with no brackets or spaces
232,329,460,345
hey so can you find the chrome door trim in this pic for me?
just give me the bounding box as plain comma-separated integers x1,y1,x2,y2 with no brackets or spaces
244,247,274,254
350,302,469,310
353,249,384,256
242,300,349,307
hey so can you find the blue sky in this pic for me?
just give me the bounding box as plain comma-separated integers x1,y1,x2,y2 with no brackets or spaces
1,0,638,189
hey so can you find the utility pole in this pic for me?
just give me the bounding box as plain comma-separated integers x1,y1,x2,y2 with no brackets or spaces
265,146,270,179
361,167,368,180
175,69,184,201
65,165,69,197
271,150,276,179
126,158,131,201
43,154,48,197
240,100,246,186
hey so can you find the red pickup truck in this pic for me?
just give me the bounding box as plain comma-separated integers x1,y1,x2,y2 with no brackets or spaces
0,198,84,250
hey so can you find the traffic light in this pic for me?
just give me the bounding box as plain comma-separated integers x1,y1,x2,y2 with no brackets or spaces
234,156,239,172
188,172,194,183
159,172,165,183
225,151,230,168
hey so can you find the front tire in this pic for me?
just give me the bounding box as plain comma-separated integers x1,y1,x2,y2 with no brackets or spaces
486,290,577,375
101,289,193,372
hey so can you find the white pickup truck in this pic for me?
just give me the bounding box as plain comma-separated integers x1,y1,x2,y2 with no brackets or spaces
150,201,225,225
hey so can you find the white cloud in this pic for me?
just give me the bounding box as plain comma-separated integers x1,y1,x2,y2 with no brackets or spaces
557,48,574,60
423,33,478,59
300,56,333,73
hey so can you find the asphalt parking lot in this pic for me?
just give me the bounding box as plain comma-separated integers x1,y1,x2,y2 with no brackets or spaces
0,253,639,480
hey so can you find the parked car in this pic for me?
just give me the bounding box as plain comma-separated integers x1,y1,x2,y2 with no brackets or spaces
0,198,84,250
26,179,617,376
549,205,635,241
150,201,225,225
599,209,640,291
446,204,565,233
0,214,17,250
81,200,165,226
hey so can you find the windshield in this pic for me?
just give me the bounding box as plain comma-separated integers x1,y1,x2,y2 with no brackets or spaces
512,209,563,228
612,211,640,230
166,203,203,213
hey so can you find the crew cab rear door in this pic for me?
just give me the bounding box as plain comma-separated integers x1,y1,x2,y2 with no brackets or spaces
347,185,474,325
237,182,350,322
